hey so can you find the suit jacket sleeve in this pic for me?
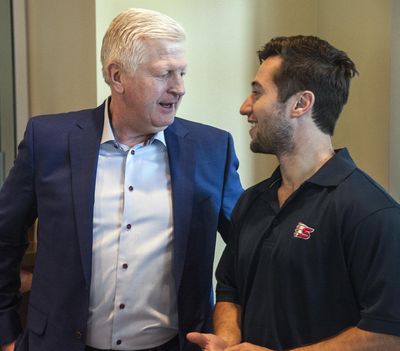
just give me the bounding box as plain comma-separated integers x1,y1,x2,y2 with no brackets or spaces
0,119,37,344
217,132,242,242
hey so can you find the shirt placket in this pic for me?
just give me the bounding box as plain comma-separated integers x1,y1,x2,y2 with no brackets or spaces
111,146,137,349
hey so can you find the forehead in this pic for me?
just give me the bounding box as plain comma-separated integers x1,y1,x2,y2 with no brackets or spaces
142,39,186,65
254,55,282,88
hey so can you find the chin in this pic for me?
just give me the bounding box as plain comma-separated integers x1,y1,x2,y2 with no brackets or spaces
152,121,174,133
250,140,273,154
159,116,175,127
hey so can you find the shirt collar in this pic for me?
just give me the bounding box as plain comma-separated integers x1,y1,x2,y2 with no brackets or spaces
101,98,115,144
266,167,282,189
101,97,167,148
305,148,357,187
263,148,357,191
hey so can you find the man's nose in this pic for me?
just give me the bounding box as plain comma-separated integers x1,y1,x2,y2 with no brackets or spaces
240,96,252,116
170,74,185,97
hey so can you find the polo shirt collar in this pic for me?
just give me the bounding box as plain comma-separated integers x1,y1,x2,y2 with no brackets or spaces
263,148,357,191
266,168,282,189
306,148,356,187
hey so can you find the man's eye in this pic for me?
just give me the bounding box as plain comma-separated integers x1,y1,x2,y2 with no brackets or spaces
157,71,170,78
157,71,186,79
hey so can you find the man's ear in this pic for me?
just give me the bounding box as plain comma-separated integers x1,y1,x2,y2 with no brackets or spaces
291,91,315,117
108,63,124,94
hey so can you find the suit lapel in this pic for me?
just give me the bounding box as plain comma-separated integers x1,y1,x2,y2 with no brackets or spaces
165,119,196,292
69,105,104,287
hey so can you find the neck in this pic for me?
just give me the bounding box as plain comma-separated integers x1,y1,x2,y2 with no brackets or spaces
276,132,334,207
279,147,334,189
108,97,153,148
112,124,153,148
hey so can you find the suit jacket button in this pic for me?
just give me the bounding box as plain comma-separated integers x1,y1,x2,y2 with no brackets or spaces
76,331,83,339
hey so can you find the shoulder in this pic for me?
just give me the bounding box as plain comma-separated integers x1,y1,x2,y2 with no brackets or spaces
333,168,400,232
29,105,101,127
171,117,231,138
22,106,103,152
232,179,270,219
26,105,103,138
166,117,236,159
339,168,399,211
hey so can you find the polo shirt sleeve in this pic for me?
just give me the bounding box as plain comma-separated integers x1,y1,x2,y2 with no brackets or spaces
215,235,241,304
345,206,400,336
215,194,243,306
215,187,262,306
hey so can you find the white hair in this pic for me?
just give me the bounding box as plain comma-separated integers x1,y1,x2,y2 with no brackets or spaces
101,8,186,85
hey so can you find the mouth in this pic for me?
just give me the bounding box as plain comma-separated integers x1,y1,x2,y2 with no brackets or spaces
248,119,258,129
248,120,257,138
159,102,175,109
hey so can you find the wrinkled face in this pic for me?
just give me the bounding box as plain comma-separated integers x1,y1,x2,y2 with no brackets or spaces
240,56,294,156
119,39,187,134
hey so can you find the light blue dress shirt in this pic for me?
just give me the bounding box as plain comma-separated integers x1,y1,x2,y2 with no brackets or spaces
86,99,178,349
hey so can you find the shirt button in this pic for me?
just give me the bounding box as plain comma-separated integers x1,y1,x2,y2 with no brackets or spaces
272,218,279,226
122,263,128,269
130,150,135,155
116,340,122,345
119,303,125,309
75,331,83,339
126,224,132,230
128,185,134,191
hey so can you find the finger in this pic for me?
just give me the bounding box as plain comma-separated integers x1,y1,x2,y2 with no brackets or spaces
1,341,16,351
187,332,208,347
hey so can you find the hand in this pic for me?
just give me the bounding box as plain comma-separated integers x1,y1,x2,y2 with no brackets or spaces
20,270,33,293
1,341,15,351
187,332,228,351
225,342,271,351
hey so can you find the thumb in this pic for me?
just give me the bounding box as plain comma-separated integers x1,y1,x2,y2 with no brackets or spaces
187,332,209,347
1,341,16,351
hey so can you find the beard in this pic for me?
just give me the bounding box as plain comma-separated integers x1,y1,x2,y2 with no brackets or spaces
250,103,295,156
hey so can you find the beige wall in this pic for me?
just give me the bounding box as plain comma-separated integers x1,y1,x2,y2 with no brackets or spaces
390,0,400,201
27,0,97,116
317,0,391,188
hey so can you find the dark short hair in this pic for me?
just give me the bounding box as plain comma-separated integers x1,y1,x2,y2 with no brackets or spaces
258,35,358,135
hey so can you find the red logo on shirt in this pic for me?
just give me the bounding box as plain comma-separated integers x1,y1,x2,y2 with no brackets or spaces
293,222,315,240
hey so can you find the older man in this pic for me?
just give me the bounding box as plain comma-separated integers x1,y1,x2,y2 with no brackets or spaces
0,8,242,351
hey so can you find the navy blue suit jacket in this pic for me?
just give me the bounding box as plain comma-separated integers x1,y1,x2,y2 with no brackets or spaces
0,103,243,350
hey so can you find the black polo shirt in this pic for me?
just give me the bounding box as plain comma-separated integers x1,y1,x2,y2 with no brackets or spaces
216,148,400,350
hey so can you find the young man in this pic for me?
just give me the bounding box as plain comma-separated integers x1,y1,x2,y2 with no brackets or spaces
188,35,400,350
0,8,242,351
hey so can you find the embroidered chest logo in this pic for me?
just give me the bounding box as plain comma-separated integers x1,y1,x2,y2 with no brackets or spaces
293,222,315,240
